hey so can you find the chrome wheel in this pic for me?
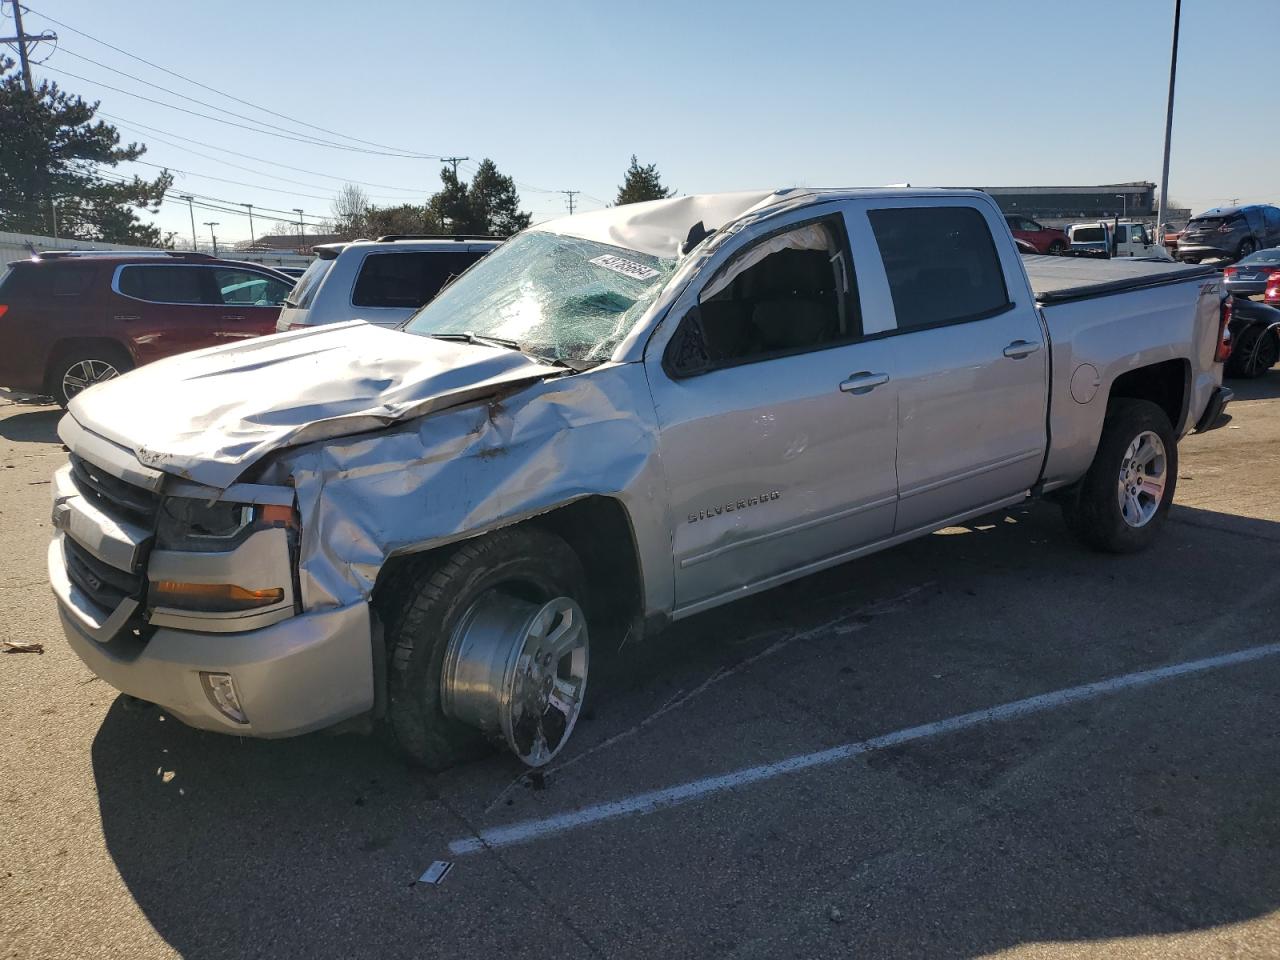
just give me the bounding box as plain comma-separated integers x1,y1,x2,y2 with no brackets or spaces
1117,430,1167,528
441,591,588,767
62,359,121,400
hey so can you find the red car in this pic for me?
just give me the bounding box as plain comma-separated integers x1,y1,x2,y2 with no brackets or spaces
0,251,293,405
1004,215,1069,255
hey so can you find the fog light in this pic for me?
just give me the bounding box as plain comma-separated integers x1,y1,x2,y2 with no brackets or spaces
200,671,249,724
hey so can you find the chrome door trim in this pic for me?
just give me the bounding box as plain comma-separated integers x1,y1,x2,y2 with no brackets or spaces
672,492,1029,621
897,448,1043,502
679,494,898,569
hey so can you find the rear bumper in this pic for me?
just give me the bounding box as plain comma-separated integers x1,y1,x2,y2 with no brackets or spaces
1177,244,1230,261
50,537,374,736
1195,385,1233,433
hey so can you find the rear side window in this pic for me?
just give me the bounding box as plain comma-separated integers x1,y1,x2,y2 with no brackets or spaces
51,266,94,297
1073,227,1105,242
0,264,49,299
352,251,484,308
868,206,1011,331
117,265,209,304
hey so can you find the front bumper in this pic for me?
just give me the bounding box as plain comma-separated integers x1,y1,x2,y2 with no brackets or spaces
50,536,374,736
1195,385,1233,433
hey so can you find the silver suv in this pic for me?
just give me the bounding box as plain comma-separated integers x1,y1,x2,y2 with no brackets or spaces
276,235,500,331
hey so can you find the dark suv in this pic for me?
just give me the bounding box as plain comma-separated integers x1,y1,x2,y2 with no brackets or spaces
1176,204,1280,263
0,251,293,405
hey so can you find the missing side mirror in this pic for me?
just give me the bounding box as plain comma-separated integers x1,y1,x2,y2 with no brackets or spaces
665,305,711,377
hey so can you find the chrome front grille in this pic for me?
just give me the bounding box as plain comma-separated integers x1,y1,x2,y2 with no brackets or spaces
69,453,161,526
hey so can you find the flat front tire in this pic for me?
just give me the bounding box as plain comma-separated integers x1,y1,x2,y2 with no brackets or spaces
378,527,589,771
1061,399,1178,553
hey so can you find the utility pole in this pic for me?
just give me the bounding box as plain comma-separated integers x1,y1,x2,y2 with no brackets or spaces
3,1,58,233
180,195,197,250
293,208,305,252
559,190,580,215
203,222,219,257
1155,0,1181,248
441,157,469,178
242,203,256,247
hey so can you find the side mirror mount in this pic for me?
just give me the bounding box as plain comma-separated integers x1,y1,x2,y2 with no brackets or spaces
664,305,711,378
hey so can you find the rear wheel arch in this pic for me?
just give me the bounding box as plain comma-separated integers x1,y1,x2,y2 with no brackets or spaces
1107,358,1190,434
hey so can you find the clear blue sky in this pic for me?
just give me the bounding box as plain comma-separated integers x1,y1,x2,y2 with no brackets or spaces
17,0,1275,245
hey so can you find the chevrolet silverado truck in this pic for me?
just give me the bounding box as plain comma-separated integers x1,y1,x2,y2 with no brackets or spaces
47,188,1234,769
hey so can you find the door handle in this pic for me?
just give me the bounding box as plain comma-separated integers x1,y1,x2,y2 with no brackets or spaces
222,314,246,321
1003,339,1042,359
839,371,890,394
112,314,140,321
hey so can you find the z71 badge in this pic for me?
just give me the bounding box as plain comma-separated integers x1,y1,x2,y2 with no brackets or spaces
688,491,780,523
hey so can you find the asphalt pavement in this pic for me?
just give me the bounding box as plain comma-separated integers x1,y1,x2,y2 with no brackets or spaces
2,375,1280,960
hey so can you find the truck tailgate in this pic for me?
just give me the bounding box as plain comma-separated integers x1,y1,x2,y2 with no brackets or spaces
1024,255,1217,304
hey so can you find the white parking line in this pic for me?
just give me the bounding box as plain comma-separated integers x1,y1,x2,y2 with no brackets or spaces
448,641,1280,856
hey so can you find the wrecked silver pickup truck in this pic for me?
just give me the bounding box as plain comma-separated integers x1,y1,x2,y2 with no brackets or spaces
48,188,1233,768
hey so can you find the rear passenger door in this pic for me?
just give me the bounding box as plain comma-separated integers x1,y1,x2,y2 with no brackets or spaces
111,263,228,364
350,250,485,326
856,200,1049,533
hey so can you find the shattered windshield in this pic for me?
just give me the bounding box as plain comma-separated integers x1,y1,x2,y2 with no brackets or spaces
402,231,677,364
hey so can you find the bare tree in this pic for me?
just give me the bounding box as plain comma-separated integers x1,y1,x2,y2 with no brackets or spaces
331,183,370,240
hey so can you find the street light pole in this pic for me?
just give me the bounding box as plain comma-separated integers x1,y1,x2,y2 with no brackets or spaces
242,203,256,248
203,221,219,257
1116,194,1127,220
1156,0,1182,249
293,208,305,252
180,195,197,250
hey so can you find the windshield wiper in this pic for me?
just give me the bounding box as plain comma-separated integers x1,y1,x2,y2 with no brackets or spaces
428,331,523,351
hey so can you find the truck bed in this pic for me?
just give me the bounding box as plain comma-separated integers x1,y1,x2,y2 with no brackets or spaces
1023,255,1217,305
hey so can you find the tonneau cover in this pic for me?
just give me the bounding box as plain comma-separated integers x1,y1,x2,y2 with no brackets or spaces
1024,255,1217,305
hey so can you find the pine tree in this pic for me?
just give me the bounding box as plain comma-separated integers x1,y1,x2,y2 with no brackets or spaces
0,57,172,243
468,159,531,236
615,155,675,205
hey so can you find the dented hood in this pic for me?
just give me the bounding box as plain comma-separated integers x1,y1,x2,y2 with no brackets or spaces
67,321,561,489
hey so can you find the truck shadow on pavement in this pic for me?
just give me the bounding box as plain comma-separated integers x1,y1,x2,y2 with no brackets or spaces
0,406,62,444
90,501,1280,959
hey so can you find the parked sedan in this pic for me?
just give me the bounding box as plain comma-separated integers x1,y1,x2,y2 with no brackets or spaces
1005,215,1069,254
1227,297,1280,379
1223,248,1280,297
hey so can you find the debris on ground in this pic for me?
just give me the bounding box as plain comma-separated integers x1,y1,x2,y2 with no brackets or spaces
1,641,44,654
416,861,454,886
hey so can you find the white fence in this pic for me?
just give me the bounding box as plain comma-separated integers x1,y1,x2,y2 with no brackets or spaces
0,231,314,271
0,230,158,269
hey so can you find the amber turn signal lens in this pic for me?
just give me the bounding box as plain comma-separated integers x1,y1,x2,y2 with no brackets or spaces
152,581,284,613
258,504,296,526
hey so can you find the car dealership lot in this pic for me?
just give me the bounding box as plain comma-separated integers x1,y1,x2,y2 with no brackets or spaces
3,382,1280,960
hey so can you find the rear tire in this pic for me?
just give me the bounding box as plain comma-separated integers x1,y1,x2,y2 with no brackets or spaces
1061,399,1178,554
1237,239,1257,261
379,526,588,771
1047,240,1067,255
48,347,133,407
1226,325,1279,379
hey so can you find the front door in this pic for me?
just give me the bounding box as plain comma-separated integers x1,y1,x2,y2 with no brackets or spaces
857,200,1049,533
645,209,900,613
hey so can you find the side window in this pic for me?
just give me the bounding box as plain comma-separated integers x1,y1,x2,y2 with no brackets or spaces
213,268,290,306
117,265,208,304
351,251,483,308
670,218,857,372
1264,207,1280,233
51,267,93,297
1026,219,1043,232
867,206,1011,332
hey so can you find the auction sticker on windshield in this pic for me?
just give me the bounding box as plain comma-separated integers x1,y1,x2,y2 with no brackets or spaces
590,254,660,282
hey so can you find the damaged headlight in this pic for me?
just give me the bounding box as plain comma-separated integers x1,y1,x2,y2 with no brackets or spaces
157,497,296,552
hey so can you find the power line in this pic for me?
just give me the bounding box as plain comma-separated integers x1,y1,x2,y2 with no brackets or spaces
38,63,441,159
24,4,443,158
97,112,428,195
